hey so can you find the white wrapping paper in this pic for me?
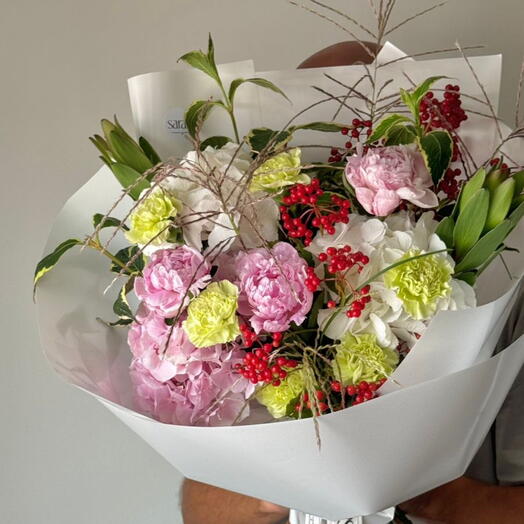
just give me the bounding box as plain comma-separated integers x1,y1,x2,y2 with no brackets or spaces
37,49,524,521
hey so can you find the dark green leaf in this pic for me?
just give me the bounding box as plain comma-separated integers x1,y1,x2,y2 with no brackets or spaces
247,127,292,153
229,77,289,104
455,271,477,286
184,99,224,138
508,199,524,228
92,213,128,231
418,130,453,184
385,124,417,146
412,76,447,106
89,134,112,163
435,216,455,248
34,239,81,295
111,246,145,275
454,188,490,259
109,163,150,201
455,219,512,273
112,280,136,321
366,114,411,144
307,291,325,329
200,135,232,150
511,170,524,196
291,121,347,133
138,136,162,165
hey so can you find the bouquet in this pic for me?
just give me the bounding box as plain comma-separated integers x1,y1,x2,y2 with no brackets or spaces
35,3,524,521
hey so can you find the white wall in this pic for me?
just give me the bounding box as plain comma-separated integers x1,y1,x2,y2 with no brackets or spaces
1,1,523,523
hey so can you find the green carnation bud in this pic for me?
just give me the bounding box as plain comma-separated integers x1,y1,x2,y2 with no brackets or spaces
183,280,240,348
384,249,453,319
256,370,305,418
125,187,182,246
332,333,398,386
250,149,309,193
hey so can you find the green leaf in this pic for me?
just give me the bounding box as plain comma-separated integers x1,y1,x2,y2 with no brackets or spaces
459,168,487,213
385,124,417,146
485,178,515,231
89,134,112,163
435,216,455,249
412,76,447,106
247,127,292,153
92,213,128,231
200,135,232,150
454,188,490,259
108,130,153,174
475,244,507,277
112,280,136,322
228,77,289,104
455,219,512,273
418,130,453,184
109,163,150,201
484,169,507,195
101,119,118,143
455,271,477,286
178,50,220,85
138,136,162,165
399,88,417,118
290,121,347,133
111,246,145,275
184,99,224,138
511,170,524,197
508,199,524,228
366,114,411,144
34,239,81,295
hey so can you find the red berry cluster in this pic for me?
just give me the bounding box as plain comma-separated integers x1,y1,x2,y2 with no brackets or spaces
281,181,351,246
305,266,322,292
236,331,298,386
329,119,373,162
420,85,467,131
489,157,510,174
318,245,369,274
346,285,371,318
294,390,329,414
332,378,386,405
439,167,462,201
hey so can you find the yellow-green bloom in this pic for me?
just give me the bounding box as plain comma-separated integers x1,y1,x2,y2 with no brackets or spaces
183,280,240,348
125,187,182,245
256,370,305,418
250,149,309,193
384,249,453,320
333,333,398,386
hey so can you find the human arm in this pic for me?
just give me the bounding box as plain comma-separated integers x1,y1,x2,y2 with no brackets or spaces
181,478,290,524
400,476,524,523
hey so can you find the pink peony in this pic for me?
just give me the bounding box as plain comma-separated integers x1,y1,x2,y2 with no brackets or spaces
134,246,211,317
235,242,313,333
345,145,438,216
129,344,254,427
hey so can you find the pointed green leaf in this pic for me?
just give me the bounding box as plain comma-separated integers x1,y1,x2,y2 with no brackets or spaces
435,216,455,248
385,124,417,146
455,219,512,273
399,88,417,118
418,130,453,184
101,119,118,144
455,271,477,286
34,239,82,294
454,188,490,259
184,99,224,138
200,135,232,150
290,121,346,133
367,114,411,144
459,168,487,213
111,246,145,275
113,280,136,321
228,77,289,104
511,170,524,197
138,136,162,165
485,178,515,231
247,127,292,153
109,163,150,200
508,199,524,228
484,169,507,195
92,213,128,231
108,131,153,174
412,76,447,106
178,50,220,84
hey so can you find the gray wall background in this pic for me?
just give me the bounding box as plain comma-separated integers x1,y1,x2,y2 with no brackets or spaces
1,1,523,523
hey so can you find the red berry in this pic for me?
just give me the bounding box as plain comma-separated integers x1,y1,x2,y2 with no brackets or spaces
331,381,341,392
346,385,357,396
341,127,349,135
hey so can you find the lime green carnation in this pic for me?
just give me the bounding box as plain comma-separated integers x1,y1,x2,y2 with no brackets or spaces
183,280,240,348
333,333,398,386
125,187,182,245
250,148,309,193
256,370,305,418
384,249,453,320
